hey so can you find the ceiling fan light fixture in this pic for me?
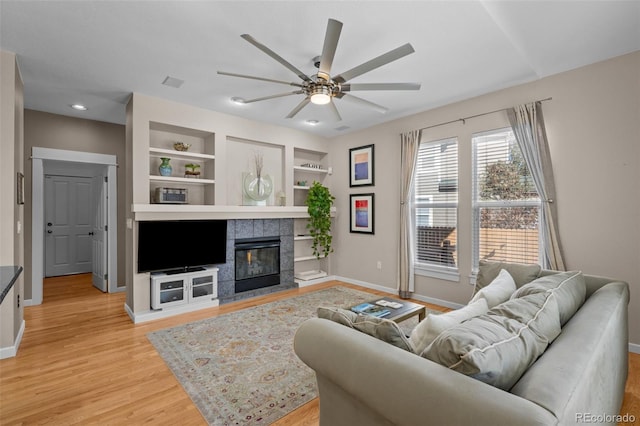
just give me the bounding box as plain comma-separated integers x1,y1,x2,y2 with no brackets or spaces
305,119,319,125
309,86,332,105
230,96,246,105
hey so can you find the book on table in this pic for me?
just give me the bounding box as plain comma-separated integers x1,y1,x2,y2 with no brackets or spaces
350,302,391,318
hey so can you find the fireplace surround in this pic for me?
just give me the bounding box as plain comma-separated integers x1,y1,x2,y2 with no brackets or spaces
216,219,295,303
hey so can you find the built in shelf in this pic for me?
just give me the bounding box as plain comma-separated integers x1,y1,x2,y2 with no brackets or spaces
293,165,330,174
149,147,216,161
149,175,215,185
293,185,310,190
294,255,327,262
294,235,313,241
132,205,336,221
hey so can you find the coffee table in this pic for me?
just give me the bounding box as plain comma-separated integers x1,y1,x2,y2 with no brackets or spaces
351,296,426,323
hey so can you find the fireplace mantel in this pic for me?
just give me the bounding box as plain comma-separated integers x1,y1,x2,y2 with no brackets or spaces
132,204,336,221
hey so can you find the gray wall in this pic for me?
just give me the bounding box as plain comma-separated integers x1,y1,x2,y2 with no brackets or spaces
330,51,640,346
23,110,126,298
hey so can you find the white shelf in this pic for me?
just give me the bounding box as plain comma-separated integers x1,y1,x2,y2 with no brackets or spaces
294,235,313,241
294,165,330,174
149,147,215,161
294,185,310,190
294,255,327,262
149,175,215,185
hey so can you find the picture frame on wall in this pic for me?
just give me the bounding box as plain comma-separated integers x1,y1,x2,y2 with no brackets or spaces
17,172,24,205
349,144,374,187
350,193,375,234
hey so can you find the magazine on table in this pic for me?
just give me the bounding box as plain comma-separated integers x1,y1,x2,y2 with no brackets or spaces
350,302,391,318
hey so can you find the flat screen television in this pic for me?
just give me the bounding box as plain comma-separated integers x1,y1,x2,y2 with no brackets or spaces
137,220,227,273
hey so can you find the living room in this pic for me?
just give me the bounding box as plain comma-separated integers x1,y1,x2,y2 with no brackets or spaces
1,1,639,424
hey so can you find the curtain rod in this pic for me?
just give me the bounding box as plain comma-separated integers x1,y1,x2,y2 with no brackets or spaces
417,97,552,132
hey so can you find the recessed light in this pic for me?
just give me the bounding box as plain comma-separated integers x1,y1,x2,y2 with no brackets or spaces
306,119,319,125
71,104,87,111
230,97,246,105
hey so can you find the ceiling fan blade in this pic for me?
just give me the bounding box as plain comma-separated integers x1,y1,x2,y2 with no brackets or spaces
336,93,389,114
318,19,343,77
333,43,415,84
241,34,312,83
217,71,303,87
243,90,305,104
286,97,311,119
341,82,421,91
328,100,342,121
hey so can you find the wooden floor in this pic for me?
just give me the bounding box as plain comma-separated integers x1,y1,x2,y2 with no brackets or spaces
0,274,637,425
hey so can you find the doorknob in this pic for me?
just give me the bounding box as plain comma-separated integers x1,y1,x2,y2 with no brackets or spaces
88,232,94,236
47,230,52,234
47,222,52,226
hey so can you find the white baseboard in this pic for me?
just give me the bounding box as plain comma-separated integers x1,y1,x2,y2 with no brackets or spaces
333,276,465,310
125,299,219,324
629,342,640,354
24,298,34,306
333,275,399,295
0,319,25,359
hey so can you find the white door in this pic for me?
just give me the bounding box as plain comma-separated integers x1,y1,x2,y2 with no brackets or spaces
92,176,108,292
44,175,93,277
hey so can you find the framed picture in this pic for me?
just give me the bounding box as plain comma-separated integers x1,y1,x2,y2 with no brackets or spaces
350,193,375,234
349,144,374,187
17,172,24,205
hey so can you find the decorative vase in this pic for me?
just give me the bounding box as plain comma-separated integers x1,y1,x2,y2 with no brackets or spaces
159,157,172,176
243,173,273,202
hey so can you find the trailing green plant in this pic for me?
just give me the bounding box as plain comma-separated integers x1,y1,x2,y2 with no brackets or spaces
305,181,335,259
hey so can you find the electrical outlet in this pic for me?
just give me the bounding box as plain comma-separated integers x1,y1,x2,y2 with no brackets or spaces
376,261,382,270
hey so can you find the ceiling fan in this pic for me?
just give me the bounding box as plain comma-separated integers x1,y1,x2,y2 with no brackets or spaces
218,18,421,121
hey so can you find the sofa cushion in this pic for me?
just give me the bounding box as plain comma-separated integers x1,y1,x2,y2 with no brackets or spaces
511,271,586,326
469,269,516,308
317,307,414,352
423,291,561,390
474,260,541,296
409,298,489,355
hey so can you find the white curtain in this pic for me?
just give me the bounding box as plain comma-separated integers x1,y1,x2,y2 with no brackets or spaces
508,102,566,270
398,130,421,298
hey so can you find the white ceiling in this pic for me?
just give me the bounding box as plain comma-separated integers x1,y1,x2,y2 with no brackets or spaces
1,1,639,137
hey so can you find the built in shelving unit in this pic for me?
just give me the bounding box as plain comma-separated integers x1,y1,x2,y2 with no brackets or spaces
148,122,216,206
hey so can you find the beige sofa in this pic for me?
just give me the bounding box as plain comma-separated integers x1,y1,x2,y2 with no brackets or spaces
294,271,629,425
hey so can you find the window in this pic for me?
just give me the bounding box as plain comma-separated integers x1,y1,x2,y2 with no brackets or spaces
472,128,541,269
414,137,458,279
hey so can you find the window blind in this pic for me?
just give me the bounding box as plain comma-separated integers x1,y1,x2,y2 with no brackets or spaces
414,137,458,268
472,128,540,266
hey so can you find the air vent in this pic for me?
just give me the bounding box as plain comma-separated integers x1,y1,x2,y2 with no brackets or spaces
162,76,185,88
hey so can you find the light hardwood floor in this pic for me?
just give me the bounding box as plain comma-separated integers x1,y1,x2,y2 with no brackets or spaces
0,274,637,425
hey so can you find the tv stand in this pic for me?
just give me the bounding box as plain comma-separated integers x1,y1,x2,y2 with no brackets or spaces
164,266,206,275
150,266,218,310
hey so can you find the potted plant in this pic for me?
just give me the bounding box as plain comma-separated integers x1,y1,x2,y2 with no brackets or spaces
184,163,201,178
305,181,335,259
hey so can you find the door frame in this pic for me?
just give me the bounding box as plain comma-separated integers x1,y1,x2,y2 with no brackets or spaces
32,147,118,305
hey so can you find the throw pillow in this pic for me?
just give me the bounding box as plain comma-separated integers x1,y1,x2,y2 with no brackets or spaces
474,260,541,296
409,298,489,355
510,270,586,326
469,269,516,308
423,291,561,390
317,306,414,353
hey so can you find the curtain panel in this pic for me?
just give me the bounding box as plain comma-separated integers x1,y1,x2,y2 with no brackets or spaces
508,102,566,270
399,130,421,298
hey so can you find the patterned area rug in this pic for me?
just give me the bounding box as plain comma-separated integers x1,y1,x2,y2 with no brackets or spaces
148,286,420,425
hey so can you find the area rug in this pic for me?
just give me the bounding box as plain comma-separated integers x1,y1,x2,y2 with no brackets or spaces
148,286,424,425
